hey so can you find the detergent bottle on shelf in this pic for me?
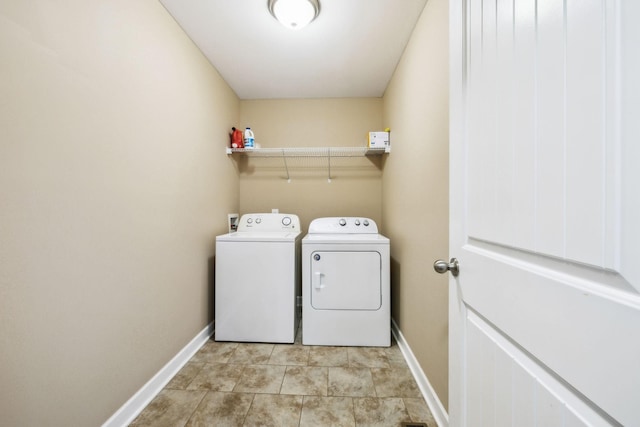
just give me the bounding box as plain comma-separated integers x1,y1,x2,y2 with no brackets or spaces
243,127,255,149
230,127,244,148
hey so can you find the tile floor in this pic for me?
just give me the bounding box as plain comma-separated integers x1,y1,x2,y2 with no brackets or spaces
130,325,437,427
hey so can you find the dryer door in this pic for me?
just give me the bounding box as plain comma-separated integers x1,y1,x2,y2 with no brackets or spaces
310,251,381,310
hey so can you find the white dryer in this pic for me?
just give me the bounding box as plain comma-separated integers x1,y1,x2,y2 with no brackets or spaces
215,213,301,343
302,217,390,347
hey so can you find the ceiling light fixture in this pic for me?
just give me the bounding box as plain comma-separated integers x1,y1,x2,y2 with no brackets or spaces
268,0,320,30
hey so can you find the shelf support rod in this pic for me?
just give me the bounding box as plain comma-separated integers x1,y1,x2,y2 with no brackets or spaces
282,149,291,183
327,148,332,183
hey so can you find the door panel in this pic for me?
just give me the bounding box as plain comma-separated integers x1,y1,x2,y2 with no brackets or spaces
536,0,566,259
463,243,640,424
565,0,607,266
465,311,610,427
450,0,640,425
467,0,612,267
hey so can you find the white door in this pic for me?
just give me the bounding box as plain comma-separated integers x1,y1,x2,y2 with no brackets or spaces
448,1,640,426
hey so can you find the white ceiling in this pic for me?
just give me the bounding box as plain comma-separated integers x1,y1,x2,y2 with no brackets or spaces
159,0,428,99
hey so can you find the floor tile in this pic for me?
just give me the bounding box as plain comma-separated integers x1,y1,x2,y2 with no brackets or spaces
300,396,355,427
243,393,303,427
228,343,274,365
371,367,422,398
185,391,253,427
328,367,376,397
308,346,349,367
129,389,206,427
385,344,407,367
233,364,287,394
403,397,437,426
348,347,390,368
133,325,436,427
186,363,244,392
190,341,237,364
165,362,204,390
353,397,412,427
281,366,328,396
269,344,310,366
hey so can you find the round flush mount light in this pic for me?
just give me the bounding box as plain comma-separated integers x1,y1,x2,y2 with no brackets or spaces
268,0,320,30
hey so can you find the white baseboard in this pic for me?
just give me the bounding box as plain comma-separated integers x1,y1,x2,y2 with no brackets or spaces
391,318,449,427
102,322,214,427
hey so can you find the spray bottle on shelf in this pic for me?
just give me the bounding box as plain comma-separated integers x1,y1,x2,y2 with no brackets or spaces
243,127,255,149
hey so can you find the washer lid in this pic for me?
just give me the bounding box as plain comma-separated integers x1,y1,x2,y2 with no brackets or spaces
217,231,301,242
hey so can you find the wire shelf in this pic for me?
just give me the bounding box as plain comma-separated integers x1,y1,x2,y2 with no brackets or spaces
225,146,390,157
225,146,389,182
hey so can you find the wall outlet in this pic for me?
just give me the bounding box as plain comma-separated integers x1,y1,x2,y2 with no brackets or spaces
228,213,239,233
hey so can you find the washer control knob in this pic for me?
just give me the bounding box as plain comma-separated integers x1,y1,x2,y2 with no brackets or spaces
355,219,361,226
247,218,253,224
255,218,262,224
339,218,347,226
282,216,292,226
314,254,321,261
363,219,369,226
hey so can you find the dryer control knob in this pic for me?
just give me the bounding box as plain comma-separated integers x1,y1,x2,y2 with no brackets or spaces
255,218,262,224
282,216,292,226
355,219,361,226
363,220,369,226
339,218,347,226
247,218,253,224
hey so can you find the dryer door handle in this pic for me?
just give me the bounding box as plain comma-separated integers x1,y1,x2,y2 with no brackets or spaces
313,271,325,289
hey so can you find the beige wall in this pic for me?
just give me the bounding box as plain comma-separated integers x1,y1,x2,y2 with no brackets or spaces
0,1,239,425
237,98,384,230
382,0,450,408
1,0,450,423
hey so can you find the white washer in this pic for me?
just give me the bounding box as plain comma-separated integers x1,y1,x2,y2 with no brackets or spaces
215,213,301,343
302,217,390,347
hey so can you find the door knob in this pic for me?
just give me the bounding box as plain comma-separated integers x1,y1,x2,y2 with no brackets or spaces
433,258,459,277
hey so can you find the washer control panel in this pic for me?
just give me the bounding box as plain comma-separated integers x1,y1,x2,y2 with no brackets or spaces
308,217,378,234
238,213,300,232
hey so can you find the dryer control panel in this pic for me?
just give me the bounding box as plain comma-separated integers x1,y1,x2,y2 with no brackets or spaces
308,217,378,234
238,213,300,232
